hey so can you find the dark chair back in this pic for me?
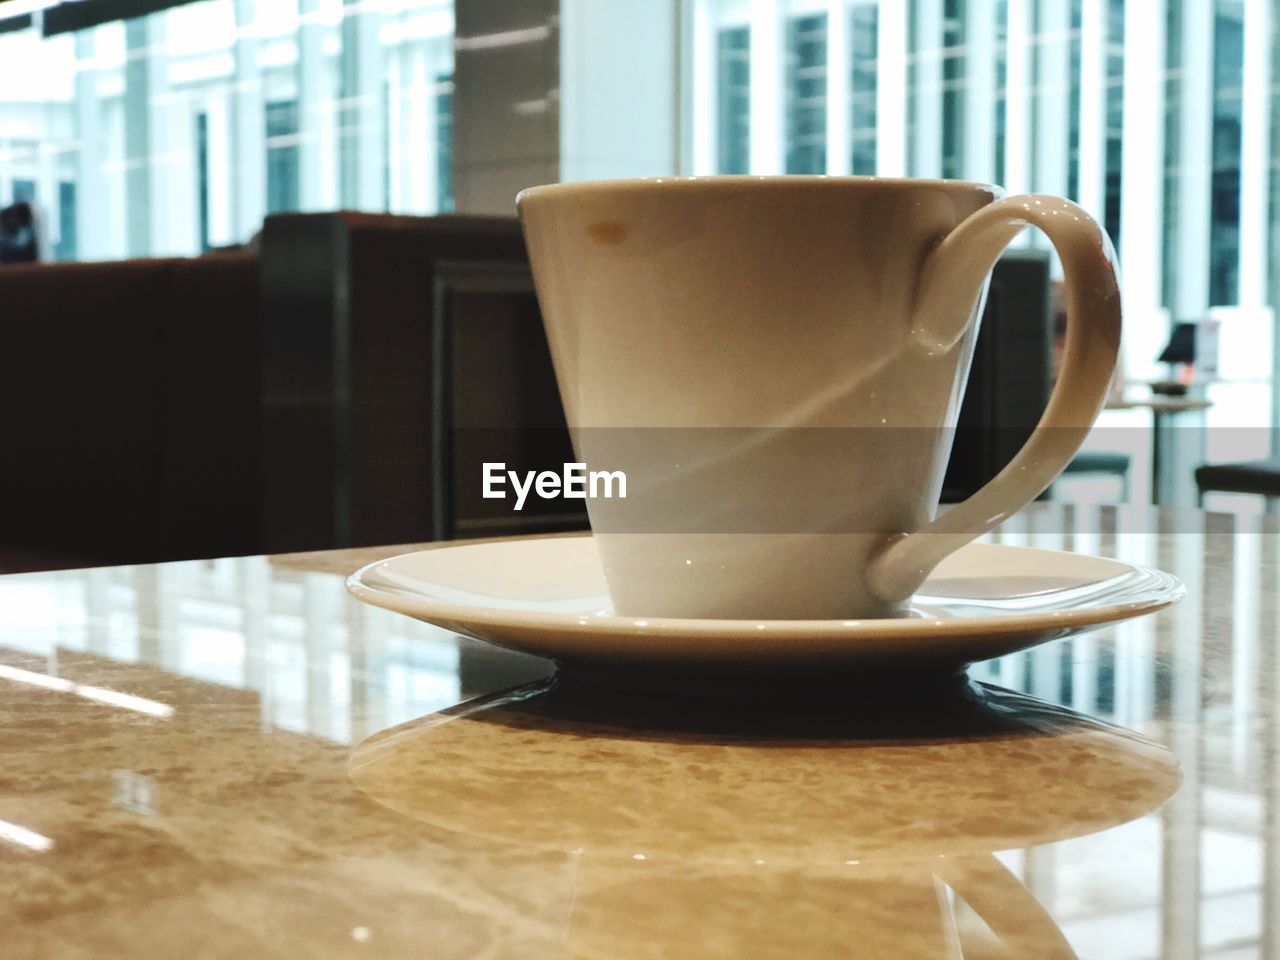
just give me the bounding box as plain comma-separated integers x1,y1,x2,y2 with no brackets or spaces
942,250,1054,501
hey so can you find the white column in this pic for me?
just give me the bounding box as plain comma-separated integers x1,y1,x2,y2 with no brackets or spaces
1003,0,1031,196
122,17,152,257
147,16,198,257
430,35,455,212
1034,0,1071,199
385,46,404,211
35,123,59,256
962,0,999,185
1240,0,1272,309
689,0,715,174
1034,0,1072,269
103,97,129,257
296,0,330,212
340,0,387,210
231,0,266,241
205,93,235,246
406,45,433,214
1270,4,1280,454
911,0,943,179
1077,0,1107,220
749,0,783,173
0,138,11,209
1119,0,1165,377
825,0,851,176
875,0,907,176
74,30,111,260
1171,0,1215,317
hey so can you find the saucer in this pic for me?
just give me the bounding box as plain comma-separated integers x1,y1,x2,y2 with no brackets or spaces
346,535,1183,692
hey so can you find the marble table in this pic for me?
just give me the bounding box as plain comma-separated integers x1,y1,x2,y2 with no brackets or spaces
1,503,1275,958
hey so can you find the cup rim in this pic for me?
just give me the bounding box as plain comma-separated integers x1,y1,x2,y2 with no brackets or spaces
517,175,1007,207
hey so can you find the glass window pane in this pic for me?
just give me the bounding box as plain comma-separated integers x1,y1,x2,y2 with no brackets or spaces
850,1,878,175
0,0,454,262
785,11,827,174
717,25,751,174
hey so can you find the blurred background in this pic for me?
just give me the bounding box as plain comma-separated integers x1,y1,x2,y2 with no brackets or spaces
0,1,1265,372
0,0,1275,565
1,7,1276,954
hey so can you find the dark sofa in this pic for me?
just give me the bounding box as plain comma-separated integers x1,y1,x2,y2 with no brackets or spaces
0,252,261,570
0,213,1050,574
0,213,554,571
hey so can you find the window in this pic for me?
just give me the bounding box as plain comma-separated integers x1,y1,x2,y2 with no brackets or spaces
717,26,751,175
266,100,300,217
437,73,454,212
940,0,964,180
55,182,76,261
785,13,827,174
1067,0,1084,201
1104,0,1124,245
1210,1,1244,307
1162,0,1183,313
196,111,210,252
994,0,1008,186
0,0,455,261
850,2,878,174
690,0,1272,409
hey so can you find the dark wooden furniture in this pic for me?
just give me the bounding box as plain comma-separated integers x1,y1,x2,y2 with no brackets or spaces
0,213,1067,571
259,212,577,554
942,250,1054,502
1196,459,1280,510
1062,451,1132,501
0,252,261,568
0,212,571,570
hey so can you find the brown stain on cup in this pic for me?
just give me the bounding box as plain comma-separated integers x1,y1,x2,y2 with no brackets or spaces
588,221,628,245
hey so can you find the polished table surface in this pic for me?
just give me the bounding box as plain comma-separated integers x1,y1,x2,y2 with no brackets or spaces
2,503,1277,958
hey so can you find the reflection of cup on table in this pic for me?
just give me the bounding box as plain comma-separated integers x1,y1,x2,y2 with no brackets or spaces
350,679,1180,959
519,178,1121,620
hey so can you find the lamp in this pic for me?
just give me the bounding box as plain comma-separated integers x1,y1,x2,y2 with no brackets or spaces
1157,322,1198,365
1155,321,1198,393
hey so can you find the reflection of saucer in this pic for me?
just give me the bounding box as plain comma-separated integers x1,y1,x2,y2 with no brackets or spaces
349,678,1181,866
350,680,1179,959
346,536,1182,693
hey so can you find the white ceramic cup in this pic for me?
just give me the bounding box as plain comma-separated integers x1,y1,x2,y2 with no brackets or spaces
517,177,1120,620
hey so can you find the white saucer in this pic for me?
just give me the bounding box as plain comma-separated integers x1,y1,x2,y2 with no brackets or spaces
347,535,1182,691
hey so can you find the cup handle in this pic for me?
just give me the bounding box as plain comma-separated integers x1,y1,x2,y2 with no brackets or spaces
935,853,1079,958
865,195,1122,606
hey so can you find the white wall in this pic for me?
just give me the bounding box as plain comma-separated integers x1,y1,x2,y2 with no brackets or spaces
560,0,679,182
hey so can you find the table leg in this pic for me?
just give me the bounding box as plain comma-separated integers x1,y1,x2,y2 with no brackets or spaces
1151,409,1208,507
1152,412,1166,506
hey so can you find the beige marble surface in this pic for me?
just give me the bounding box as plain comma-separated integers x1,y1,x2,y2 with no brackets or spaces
1,503,1278,958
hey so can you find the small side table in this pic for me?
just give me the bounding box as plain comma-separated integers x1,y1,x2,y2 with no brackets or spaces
1105,394,1212,506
